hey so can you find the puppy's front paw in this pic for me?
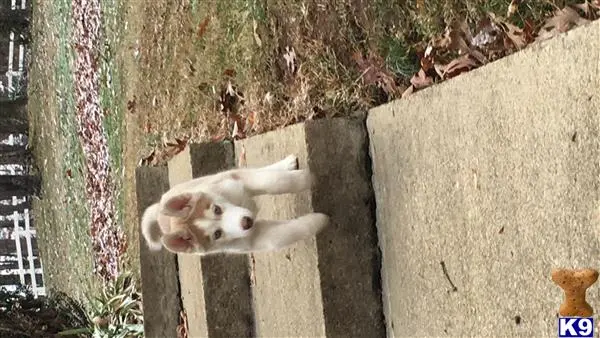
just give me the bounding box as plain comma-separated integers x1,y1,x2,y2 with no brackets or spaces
294,169,314,192
304,212,329,234
281,154,299,171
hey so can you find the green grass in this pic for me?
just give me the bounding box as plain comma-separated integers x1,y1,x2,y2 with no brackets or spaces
29,0,132,303
29,0,98,302
99,0,127,249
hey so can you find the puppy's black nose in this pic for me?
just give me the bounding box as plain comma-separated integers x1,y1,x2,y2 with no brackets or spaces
241,216,254,230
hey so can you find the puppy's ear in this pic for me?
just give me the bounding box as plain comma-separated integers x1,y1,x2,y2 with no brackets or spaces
161,229,199,254
161,193,195,218
161,192,212,219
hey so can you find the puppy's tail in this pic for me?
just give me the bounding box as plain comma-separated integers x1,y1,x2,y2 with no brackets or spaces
141,203,164,251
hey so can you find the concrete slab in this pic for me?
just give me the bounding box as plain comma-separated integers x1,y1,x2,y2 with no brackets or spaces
135,166,181,338
236,119,385,338
168,142,255,338
367,21,600,337
167,146,209,338
236,124,327,338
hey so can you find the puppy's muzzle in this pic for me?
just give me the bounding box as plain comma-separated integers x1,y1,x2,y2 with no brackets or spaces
241,216,254,230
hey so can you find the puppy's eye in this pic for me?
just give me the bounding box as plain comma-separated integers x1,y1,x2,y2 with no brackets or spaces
213,204,223,215
213,229,223,240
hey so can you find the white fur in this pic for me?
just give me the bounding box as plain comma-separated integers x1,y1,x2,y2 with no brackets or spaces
140,154,329,255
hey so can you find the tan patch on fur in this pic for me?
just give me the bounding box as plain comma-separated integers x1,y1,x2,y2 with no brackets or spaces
188,223,211,249
160,194,214,251
190,195,212,219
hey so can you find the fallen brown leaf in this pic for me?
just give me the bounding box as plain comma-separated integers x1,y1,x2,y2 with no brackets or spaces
401,85,415,98
439,54,480,79
507,0,521,17
352,50,399,96
126,97,136,112
223,68,236,77
197,16,210,39
219,81,244,113
238,144,247,167
488,12,527,50
537,6,590,42
572,1,600,19
410,69,434,89
177,310,189,338
522,19,536,43
431,24,471,54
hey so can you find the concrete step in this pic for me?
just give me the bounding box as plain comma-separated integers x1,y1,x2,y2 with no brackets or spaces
234,119,384,337
135,166,181,337
136,118,385,337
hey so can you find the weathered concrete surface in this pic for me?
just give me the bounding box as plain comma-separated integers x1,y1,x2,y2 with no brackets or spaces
305,119,386,338
236,119,385,338
167,146,209,338
135,166,180,338
168,143,255,338
188,142,255,338
367,21,600,337
236,124,326,338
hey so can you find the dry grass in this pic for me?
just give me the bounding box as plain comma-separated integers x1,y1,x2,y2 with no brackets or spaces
122,0,583,147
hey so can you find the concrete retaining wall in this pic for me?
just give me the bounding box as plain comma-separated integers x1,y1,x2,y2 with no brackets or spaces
367,20,600,337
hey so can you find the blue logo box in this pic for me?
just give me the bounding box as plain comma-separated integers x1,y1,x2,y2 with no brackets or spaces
558,317,594,338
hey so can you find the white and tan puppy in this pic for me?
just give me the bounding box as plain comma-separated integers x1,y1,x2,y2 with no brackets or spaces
141,154,329,255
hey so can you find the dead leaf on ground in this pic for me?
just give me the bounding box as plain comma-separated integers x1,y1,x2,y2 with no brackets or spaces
471,17,502,49
238,144,247,167
439,54,481,79
219,81,244,113
177,310,189,338
352,50,399,96
571,1,600,20
223,68,236,78
410,69,434,89
522,19,536,43
245,111,257,133
416,0,425,15
283,46,297,75
197,16,210,39
507,0,521,17
139,149,155,167
401,85,415,98
431,23,471,55
252,20,262,47
537,6,590,42
126,97,136,113
419,45,435,71
488,13,527,50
